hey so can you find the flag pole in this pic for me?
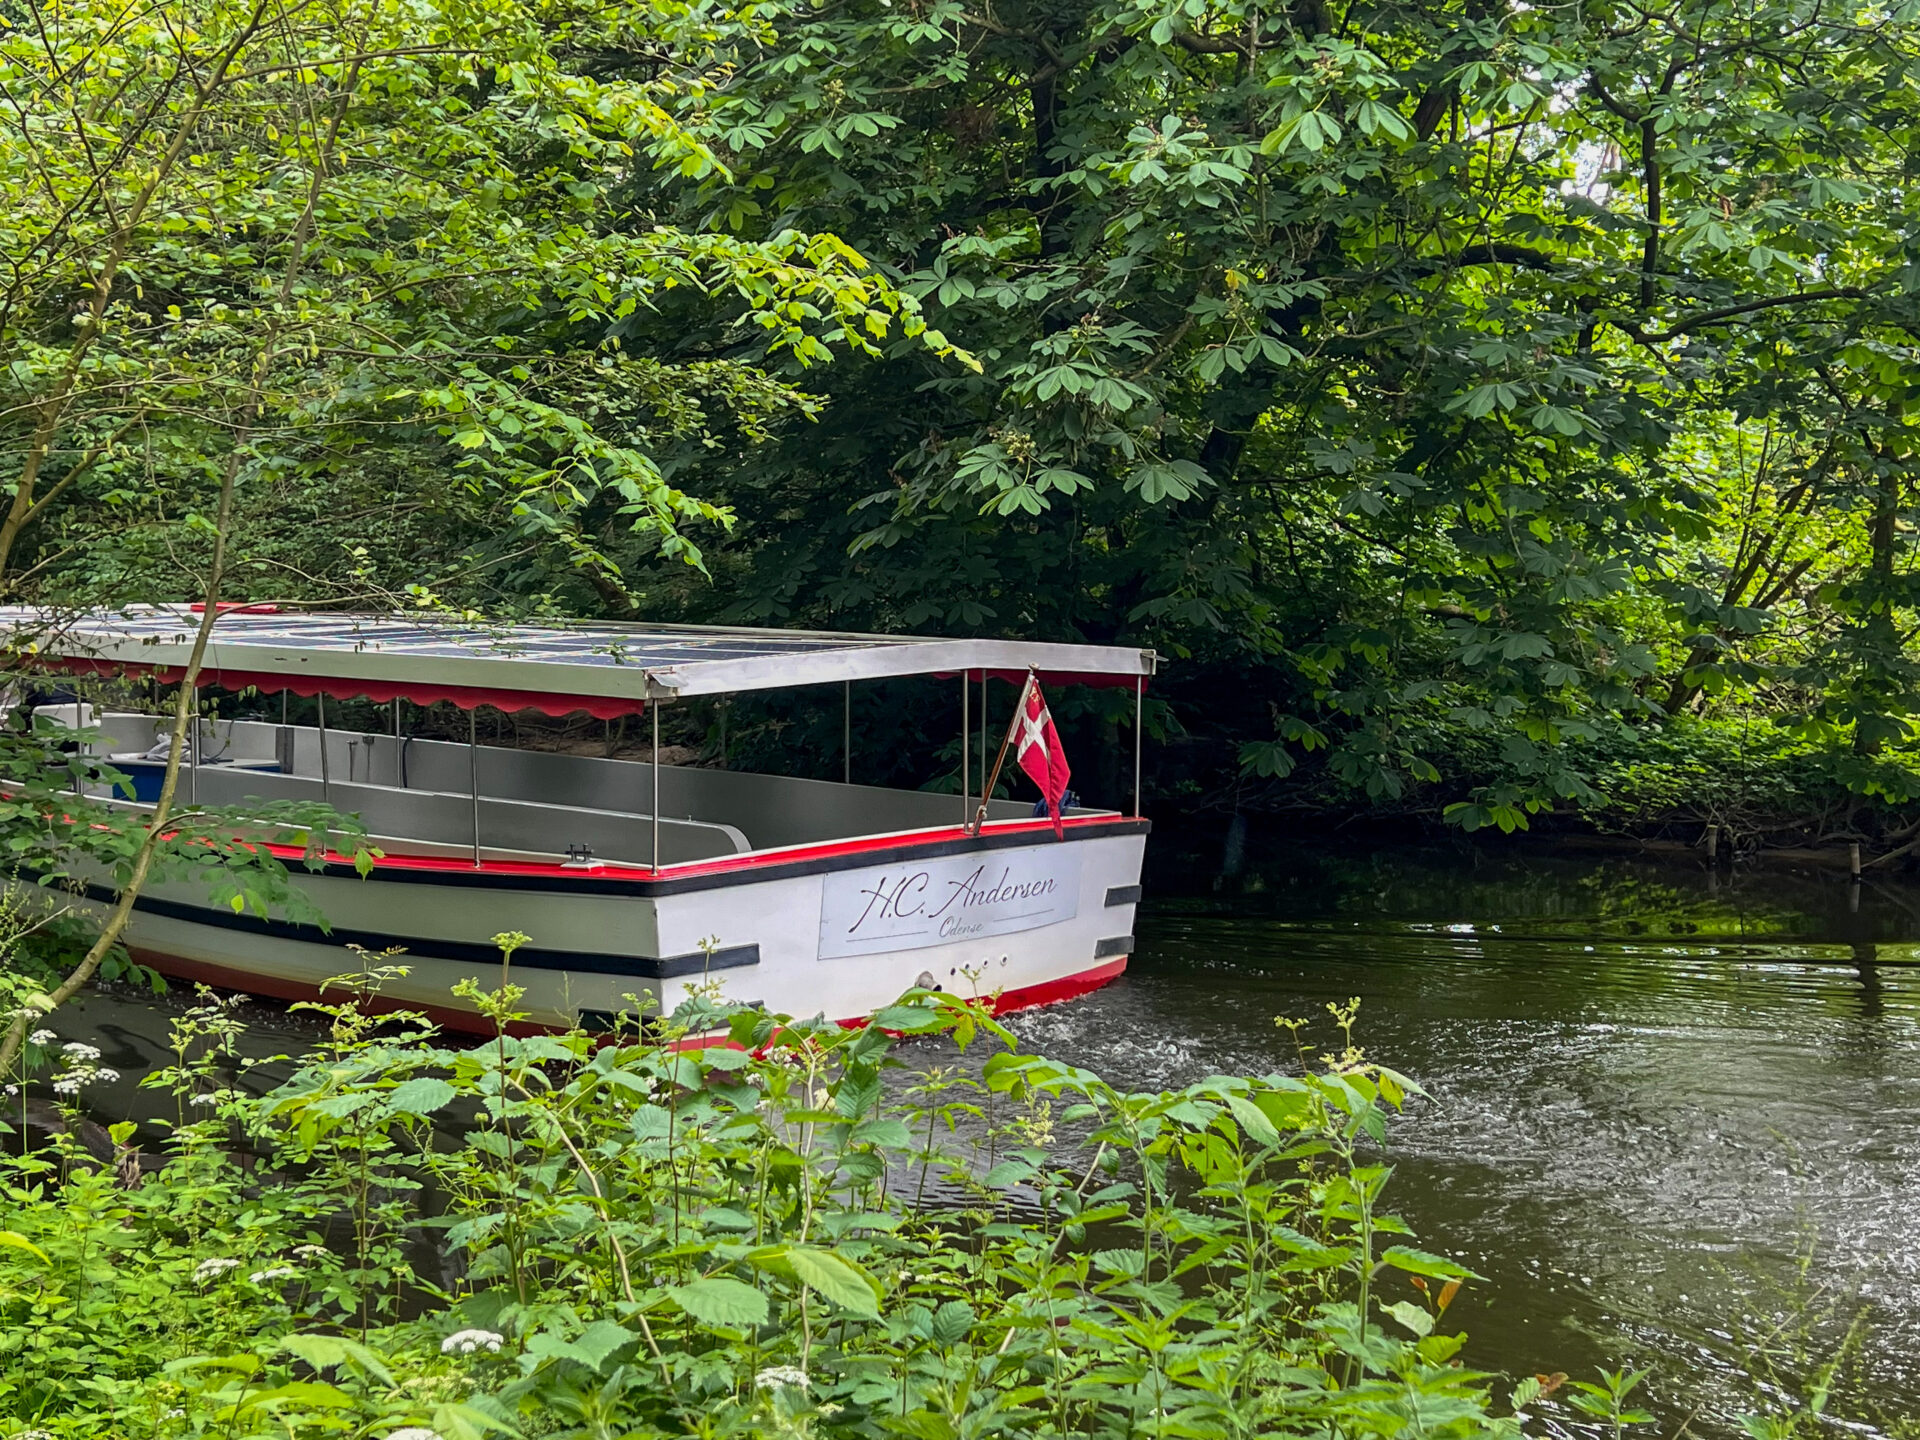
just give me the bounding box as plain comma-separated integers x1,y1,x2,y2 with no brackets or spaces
969,670,1033,836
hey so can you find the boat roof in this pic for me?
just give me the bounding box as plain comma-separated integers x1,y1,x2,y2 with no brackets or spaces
0,606,1156,717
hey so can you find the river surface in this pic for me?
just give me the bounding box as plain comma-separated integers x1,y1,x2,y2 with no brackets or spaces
1006,835,1920,1439
40,835,1920,1437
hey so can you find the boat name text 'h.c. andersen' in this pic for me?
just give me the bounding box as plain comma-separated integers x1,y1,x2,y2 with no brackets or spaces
819,849,1083,959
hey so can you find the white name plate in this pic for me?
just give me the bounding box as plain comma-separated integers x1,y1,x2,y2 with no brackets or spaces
818,848,1083,959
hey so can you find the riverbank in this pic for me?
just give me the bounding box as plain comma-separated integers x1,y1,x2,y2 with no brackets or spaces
1198,712,1920,868
3,983,1509,1440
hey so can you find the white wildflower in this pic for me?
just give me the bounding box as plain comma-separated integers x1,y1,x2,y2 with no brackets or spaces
16,1429,55,1440
194,1257,241,1281
441,1327,505,1355
51,1058,111,1095
3,1084,16,1097
164,1408,186,1419
386,1429,443,1440
61,1041,100,1060
755,1365,810,1392
293,1244,330,1259
249,1265,299,1284
27,1028,55,1046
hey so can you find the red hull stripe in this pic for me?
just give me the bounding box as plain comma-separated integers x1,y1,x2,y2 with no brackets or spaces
129,947,1129,1039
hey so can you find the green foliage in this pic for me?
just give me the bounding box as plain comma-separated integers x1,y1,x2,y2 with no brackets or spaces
8,0,1920,842
0,977,1520,1438
0,0,954,610
573,0,1920,822
0,708,378,1049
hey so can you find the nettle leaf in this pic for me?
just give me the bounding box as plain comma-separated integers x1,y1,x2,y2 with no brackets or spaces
385,1076,457,1116
784,1246,883,1317
983,1156,1036,1186
0,1230,49,1264
1224,1092,1280,1146
852,1117,912,1148
1380,1245,1481,1280
527,1320,638,1373
1091,1249,1147,1278
281,1334,395,1386
1382,1300,1435,1337
928,1300,976,1347
431,1400,522,1440
669,1276,771,1328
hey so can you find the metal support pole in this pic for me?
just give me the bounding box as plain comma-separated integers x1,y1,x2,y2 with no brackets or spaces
188,688,198,806
651,703,661,873
469,708,482,869
979,674,987,797
70,695,84,797
316,692,330,805
844,680,852,785
394,698,402,737
961,674,969,825
1133,676,1143,819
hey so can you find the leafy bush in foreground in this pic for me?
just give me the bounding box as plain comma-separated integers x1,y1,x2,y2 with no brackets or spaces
1,979,1507,1439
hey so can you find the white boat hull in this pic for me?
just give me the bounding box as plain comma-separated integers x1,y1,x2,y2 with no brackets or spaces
86,820,1146,1032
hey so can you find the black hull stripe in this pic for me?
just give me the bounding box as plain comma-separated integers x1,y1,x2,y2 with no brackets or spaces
298,819,1152,896
89,884,759,979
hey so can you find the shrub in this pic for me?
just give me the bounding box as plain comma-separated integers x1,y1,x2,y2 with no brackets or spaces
0,978,1513,1439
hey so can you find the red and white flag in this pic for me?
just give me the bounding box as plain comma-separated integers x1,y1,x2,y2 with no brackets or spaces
1014,676,1071,836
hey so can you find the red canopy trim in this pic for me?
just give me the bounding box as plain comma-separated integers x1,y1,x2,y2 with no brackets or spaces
32,657,648,720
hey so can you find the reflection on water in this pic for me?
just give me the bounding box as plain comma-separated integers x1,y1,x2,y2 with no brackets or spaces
1010,836,1920,1439
32,835,1920,1438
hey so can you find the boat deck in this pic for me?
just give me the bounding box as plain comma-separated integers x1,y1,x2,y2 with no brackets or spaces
86,713,1077,870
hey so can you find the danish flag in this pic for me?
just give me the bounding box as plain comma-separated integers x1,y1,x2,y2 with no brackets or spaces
1013,675,1072,836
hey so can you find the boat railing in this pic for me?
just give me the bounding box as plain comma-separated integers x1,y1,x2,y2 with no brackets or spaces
88,758,749,867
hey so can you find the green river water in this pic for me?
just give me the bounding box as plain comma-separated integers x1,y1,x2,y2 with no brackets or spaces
1002,834,1920,1438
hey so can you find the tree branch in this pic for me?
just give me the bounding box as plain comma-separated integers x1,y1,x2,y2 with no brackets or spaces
1170,28,1250,56
1616,287,1873,344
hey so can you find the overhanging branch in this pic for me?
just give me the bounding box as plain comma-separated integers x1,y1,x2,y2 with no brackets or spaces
1617,287,1875,344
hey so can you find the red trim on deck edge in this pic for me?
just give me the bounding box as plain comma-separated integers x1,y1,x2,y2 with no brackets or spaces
272,811,1144,884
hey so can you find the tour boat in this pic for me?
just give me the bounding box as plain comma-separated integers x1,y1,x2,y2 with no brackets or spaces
4,607,1154,1034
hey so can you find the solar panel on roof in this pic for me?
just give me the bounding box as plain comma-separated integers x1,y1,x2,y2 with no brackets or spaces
0,606,1154,716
